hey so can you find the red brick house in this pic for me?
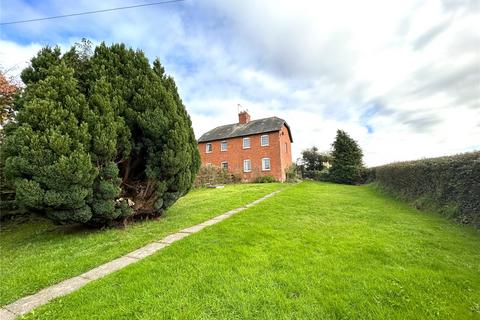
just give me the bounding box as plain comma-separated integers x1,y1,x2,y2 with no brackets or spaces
198,111,293,182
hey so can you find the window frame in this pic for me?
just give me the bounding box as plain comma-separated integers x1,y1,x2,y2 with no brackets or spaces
262,158,271,171
221,161,228,170
260,134,269,147
205,143,213,153
243,159,252,172
242,137,251,149
220,140,228,152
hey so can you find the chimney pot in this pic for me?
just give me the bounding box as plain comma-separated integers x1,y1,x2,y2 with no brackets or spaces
238,111,251,124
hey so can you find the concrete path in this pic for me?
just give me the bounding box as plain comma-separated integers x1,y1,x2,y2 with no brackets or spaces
0,189,282,320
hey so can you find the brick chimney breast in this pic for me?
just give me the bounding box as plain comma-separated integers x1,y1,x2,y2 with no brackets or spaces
238,111,251,124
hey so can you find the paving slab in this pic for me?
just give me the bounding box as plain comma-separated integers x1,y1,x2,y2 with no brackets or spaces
198,218,220,227
224,208,243,215
180,224,207,234
160,232,190,244
211,213,231,221
127,242,169,259
0,308,16,320
5,276,90,316
80,256,138,280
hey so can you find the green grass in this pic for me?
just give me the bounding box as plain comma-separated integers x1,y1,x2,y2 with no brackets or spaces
21,181,480,319
0,183,284,306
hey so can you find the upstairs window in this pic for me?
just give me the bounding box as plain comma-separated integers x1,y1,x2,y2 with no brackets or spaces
206,143,212,153
221,161,228,170
243,137,251,149
262,158,271,171
261,135,269,146
221,141,227,151
243,159,252,172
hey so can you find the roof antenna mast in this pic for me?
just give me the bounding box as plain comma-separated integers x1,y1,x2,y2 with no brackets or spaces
237,103,248,114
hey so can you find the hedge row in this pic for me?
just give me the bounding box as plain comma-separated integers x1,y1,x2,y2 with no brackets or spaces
370,151,480,227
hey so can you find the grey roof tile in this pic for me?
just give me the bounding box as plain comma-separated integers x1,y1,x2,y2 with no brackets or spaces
198,117,292,142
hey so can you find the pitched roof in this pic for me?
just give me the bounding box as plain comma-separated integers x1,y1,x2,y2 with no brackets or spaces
198,117,293,143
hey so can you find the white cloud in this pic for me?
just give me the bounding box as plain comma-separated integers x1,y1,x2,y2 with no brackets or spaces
0,40,42,76
1,0,479,166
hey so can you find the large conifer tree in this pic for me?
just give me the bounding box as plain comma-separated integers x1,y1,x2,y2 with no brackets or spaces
2,41,200,225
329,130,364,185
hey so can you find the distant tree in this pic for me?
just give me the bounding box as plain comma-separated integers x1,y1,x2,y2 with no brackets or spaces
301,146,326,171
2,42,200,226
329,130,364,184
0,69,21,126
301,146,322,171
301,146,332,171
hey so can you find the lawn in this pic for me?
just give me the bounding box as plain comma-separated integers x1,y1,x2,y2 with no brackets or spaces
20,181,479,319
0,183,284,306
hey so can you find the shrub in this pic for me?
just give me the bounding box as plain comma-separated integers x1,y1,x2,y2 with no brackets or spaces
302,169,330,182
2,41,200,226
300,147,330,171
371,151,480,227
255,175,277,183
329,130,364,185
193,165,240,188
0,160,22,219
285,164,301,183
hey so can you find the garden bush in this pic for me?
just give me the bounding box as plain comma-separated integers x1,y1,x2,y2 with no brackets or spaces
2,40,200,226
371,151,480,227
255,175,277,183
285,164,301,183
302,169,330,182
193,165,240,188
0,160,22,219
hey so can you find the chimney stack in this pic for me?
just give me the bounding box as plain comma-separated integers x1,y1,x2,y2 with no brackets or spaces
238,110,251,124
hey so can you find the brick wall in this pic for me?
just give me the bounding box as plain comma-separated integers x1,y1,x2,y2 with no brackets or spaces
198,126,292,182
278,125,293,180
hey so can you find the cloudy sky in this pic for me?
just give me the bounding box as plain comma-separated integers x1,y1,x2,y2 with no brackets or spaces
1,0,479,166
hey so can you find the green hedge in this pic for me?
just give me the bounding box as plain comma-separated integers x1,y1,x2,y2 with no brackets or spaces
371,151,480,227
255,175,277,183
302,169,330,182
193,165,241,188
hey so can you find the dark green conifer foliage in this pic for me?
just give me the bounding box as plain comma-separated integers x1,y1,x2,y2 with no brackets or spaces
3,41,200,225
329,130,364,185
